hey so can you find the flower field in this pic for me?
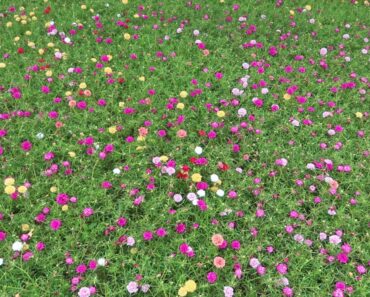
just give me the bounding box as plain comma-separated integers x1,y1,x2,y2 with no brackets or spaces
0,1,369,296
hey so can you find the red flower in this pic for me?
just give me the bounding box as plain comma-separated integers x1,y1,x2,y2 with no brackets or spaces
17,48,24,54
218,162,230,171
44,6,51,14
189,157,197,164
182,165,190,172
198,130,206,137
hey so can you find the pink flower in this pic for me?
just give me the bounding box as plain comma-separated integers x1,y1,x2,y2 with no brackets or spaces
50,219,62,231
207,271,218,283
337,253,348,264
21,140,32,151
143,231,153,241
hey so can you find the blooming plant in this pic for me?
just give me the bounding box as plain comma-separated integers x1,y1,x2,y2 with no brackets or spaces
0,0,369,296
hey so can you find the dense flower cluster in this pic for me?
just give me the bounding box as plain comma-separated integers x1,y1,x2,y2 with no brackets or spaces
0,1,368,296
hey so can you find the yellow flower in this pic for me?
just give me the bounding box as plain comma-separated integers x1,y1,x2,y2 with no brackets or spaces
18,186,27,194
6,22,13,27
25,31,32,36
290,10,295,15
38,49,45,55
139,76,145,81
0,63,6,68
180,91,188,98
22,224,30,232
283,93,291,100
65,91,72,96
46,70,53,77
21,20,27,25
79,82,87,89
28,41,35,48
160,155,169,162
14,36,20,42
305,5,312,11
217,110,225,118
68,151,76,158
104,67,113,74
178,287,187,297
108,126,117,134
81,4,87,9
137,136,145,142
62,205,68,212
184,280,197,292
107,55,113,61
32,16,38,21
210,186,219,192
4,178,15,186
5,186,16,195
124,33,131,40
130,248,138,254
50,186,58,193
91,58,97,62
136,146,146,151
119,102,125,108
47,42,54,48
134,14,139,18
191,173,202,183
355,112,363,118
22,244,29,251
177,103,185,110
122,0,129,4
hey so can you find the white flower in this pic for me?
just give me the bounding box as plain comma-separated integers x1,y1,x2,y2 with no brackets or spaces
320,48,327,56
78,287,91,297
127,236,135,246
329,235,341,245
216,189,224,197
64,37,71,43
97,258,107,266
193,30,200,36
261,88,269,94
343,34,350,40
249,257,260,268
12,241,23,252
242,62,250,69
176,28,183,34
306,163,315,170
36,132,44,139
237,108,247,117
210,174,219,183
187,192,197,201
344,56,351,62
291,120,300,127
192,198,199,206
197,190,205,197
327,129,336,136
113,168,121,175
260,15,266,20
127,281,139,294
173,194,183,203
0,258,3,266
194,146,203,155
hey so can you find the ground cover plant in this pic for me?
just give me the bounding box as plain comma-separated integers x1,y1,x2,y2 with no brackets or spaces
0,0,369,296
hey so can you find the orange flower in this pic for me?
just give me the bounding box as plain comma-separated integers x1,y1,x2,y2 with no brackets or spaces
211,234,224,246
213,256,225,268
